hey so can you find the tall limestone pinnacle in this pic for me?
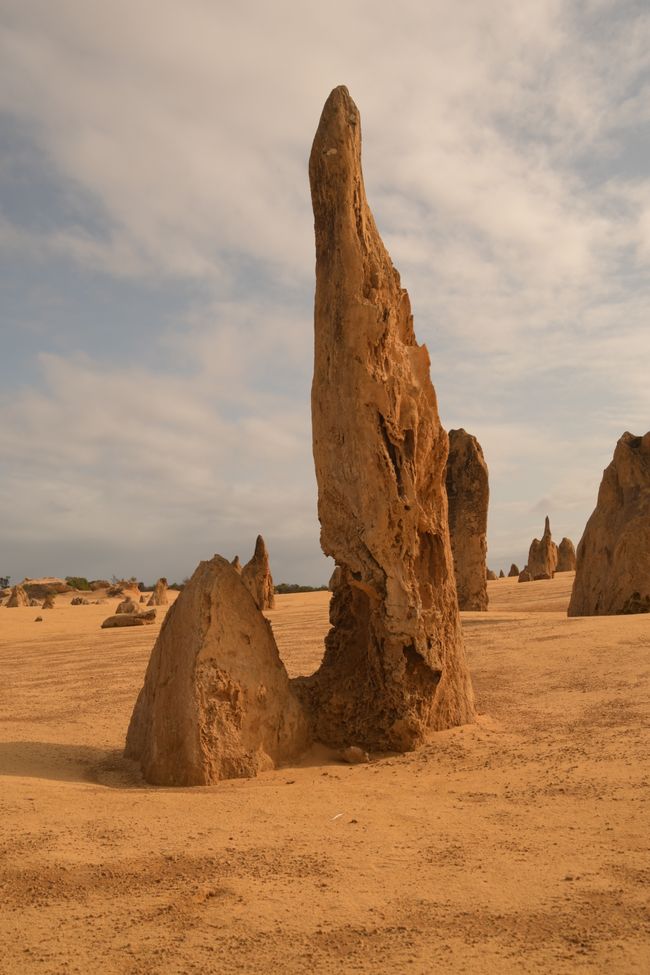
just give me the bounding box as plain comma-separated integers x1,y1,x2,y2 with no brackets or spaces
302,85,475,750
446,428,489,611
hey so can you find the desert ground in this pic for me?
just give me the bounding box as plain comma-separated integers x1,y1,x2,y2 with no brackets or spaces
1,575,649,974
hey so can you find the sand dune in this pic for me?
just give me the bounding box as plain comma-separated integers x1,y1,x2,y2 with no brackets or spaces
1,576,649,973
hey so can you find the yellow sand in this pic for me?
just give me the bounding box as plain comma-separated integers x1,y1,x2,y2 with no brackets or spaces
1,575,649,973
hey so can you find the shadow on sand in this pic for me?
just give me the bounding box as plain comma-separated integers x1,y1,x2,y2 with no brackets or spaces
0,740,144,789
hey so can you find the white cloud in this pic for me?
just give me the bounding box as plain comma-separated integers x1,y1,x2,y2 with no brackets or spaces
0,0,649,581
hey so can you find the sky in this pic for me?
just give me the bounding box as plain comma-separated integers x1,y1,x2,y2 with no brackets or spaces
1,0,649,586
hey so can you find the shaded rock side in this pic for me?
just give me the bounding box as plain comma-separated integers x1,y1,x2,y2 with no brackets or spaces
445,428,489,611
556,537,577,572
486,569,497,581
527,516,558,580
508,564,520,577
6,585,29,607
42,594,55,610
124,555,309,785
568,432,650,616
301,86,474,752
241,535,275,611
148,577,169,606
328,566,342,592
518,569,532,583
116,597,139,615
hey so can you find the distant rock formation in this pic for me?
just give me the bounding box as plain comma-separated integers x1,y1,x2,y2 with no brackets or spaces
508,564,520,577
124,555,308,785
556,537,577,572
499,569,505,578
518,569,532,583
116,597,139,615
486,569,497,581
102,609,156,629
21,577,71,598
568,432,650,616
6,585,29,607
296,86,474,752
241,535,275,611
28,598,40,607
90,580,110,591
445,429,489,611
107,580,140,599
42,594,55,610
231,556,242,573
527,516,558,580
147,577,169,607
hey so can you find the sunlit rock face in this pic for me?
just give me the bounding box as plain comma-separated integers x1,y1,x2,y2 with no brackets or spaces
301,86,475,751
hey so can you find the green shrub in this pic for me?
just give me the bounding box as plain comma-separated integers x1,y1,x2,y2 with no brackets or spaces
65,576,91,591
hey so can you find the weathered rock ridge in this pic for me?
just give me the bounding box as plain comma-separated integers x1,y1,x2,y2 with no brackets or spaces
102,609,156,629
299,85,474,751
445,429,489,611
125,556,308,785
241,536,275,611
568,432,650,616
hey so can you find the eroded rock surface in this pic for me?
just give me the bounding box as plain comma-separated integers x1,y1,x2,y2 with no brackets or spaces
148,578,169,607
445,429,489,611
116,597,139,615
299,86,474,751
124,556,308,785
568,432,650,616
527,516,558,580
557,537,577,572
6,585,29,607
102,610,156,629
241,536,275,611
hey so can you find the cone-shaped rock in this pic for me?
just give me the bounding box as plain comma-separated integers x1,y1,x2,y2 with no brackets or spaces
6,585,29,607
231,555,242,573
301,86,474,751
124,555,308,785
568,432,650,616
445,429,489,611
241,535,275,610
508,564,520,577
556,538,576,572
527,516,558,580
148,577,169,606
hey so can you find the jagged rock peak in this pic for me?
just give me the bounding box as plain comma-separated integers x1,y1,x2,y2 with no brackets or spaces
300,86,475,751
